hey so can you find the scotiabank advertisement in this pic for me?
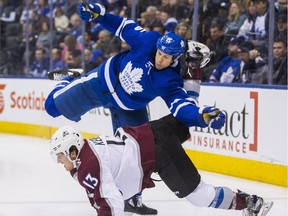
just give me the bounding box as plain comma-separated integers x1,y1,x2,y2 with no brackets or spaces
0,79,287,166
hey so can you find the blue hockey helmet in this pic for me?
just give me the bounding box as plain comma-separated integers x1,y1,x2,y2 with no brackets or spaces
156,32,186,61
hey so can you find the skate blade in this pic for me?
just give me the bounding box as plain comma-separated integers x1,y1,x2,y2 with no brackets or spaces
259,201,273,216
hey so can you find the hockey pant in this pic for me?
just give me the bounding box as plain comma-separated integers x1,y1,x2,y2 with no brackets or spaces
151,115,240,210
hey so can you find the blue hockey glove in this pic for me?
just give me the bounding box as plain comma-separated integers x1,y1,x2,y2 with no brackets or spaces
78,2,106,22
198,106,226,129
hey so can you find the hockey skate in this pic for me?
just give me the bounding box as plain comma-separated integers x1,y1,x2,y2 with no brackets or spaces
48,68,83,81
124,194,158,215
242,195,273,216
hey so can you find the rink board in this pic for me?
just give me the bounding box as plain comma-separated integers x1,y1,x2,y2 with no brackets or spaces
0,79,287,187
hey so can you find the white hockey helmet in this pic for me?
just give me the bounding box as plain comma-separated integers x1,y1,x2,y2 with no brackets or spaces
186,40,211,68
49,125,84,163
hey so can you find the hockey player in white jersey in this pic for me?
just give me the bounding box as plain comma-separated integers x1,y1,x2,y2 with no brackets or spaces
50,114,273,216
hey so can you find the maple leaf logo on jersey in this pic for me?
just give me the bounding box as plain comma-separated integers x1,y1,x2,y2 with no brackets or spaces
119,61,143,95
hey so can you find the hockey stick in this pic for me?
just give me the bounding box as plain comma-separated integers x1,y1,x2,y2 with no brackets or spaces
47,68,84,81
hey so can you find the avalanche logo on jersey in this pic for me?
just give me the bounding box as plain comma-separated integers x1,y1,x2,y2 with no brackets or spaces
119,61,143,95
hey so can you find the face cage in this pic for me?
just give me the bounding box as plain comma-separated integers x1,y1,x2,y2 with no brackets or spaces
186,55,202,69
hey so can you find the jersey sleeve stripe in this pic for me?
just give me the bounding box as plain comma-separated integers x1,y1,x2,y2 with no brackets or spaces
53,72,98,99
104,57,133,110
115,18,135,41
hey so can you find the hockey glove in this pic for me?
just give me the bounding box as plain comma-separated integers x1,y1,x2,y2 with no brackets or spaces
48,68,83,81
198,106,226,129
78,2,106,22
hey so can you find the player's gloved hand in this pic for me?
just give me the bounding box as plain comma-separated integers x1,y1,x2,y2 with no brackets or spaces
198,106,226,129
78,2,106,22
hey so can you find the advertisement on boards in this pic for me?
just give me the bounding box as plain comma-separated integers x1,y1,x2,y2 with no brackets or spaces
149,86,287,166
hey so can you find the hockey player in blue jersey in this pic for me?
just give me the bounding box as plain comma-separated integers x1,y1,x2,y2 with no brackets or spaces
45,2,226,215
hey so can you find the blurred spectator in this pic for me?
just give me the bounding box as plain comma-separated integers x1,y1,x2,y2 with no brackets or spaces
175,21,192,40
251,0,269,47
0,0,17,24
89,22,104,41
106,0,127,15
29,47,49,77
237,41,266,83
119,5,130,18
82,31,96,50
201,0,226,42
65,0,78,19
271,38,287,85
202,23,229,81
35,0,50,17
138,0,161,11
145,6,159,26
54,7,69,34
237,0,257,41
67,49,82,69
19,0,35,25
160,0,171,12
155,7,163,25
119,0,140,18
209,37,244,83
92,29,112,59
61,35,82,65
83,48,93,71
35,20,56,56
275,0,288,15
68,13,84,42
160,7,178,33
89,49,105,69
211,1,230,31
170,0,186,21
275,13,287,42
51,0,65,12
182,0,196,24
152,22,165,35
249,38,287,85
19,21,37,62
139,11,149,27
51,48,66,70
223,1,247,40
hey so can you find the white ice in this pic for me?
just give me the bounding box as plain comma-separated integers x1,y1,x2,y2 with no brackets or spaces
0,133,287,216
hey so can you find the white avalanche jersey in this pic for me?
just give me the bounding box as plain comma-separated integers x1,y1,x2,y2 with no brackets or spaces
70,125,156,216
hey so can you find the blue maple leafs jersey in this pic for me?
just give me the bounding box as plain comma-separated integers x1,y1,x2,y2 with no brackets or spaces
46,13,203,127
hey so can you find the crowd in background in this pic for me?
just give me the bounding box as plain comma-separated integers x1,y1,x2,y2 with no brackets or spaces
0,0,287,85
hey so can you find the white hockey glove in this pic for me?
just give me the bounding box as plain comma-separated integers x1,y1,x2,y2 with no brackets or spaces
78,2,106,22
198,106,226,129
48,68,84,81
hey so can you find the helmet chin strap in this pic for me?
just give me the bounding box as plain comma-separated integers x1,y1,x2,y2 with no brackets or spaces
173,54,182,62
